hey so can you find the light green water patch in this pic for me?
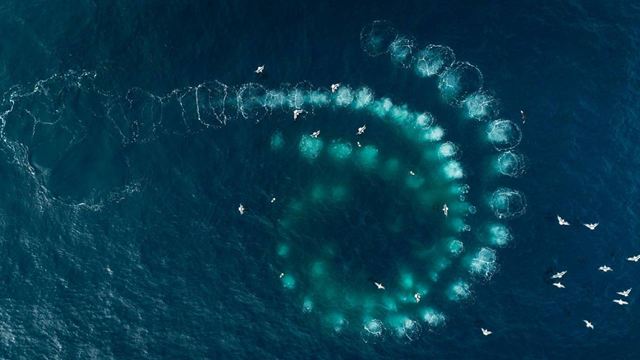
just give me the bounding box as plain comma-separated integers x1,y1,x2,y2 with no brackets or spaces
329,185,348,202
354,87,374,108
310,260,327,277
420,307,446,327
488,223,512,247
270,131,284,151
276,243,290,257
334,86,354,107
447,238,464,256
382,296,398,311
307,90,330,106
356,145,379,169
281,273,296,289
298,134,324,159
327,140,352,161
399,272,414,290
448,280,471,301
310,184,326,202
302,297,314,313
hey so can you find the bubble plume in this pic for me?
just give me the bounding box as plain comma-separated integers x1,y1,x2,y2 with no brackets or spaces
0,20,526,343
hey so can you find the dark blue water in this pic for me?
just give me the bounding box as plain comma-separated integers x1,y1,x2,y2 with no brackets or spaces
1,1,639,359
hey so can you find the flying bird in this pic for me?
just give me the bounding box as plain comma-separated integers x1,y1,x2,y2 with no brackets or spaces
553,282,565,289
357,125,367,135
598,266,613,272
311,130,320,138
557,215,570,226
374,282,385,290
270,197,277,203
330,83,341,93
254,65,265,74
583,223,599,230
238,203,245,215
613,299,629,306
414,293,421,303
627,255,640,262
293,109,304,120
551,271,567,279
583,320,594,329
442,204,449,217
617,288,632,297
481,328,492,336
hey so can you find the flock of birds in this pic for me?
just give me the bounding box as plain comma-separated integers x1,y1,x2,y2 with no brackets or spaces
551,215,637,331
249,65,638,338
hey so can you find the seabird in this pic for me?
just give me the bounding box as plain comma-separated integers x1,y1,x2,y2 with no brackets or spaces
553,282,565,289
311,130,320,138
238,203,245,215
598,265,613,272
270,197,277,203
330,83,341,93
551,271,567,279
627,254,640,262
255,65,265,74
356,141,362,148
414,293,421,303
279,272,285,279
617,288,632,297
613,299,629,306
409,170,416,176
357,125,367,135
583,223,599,230
557,215,570,226
583,320,594,329
374,282,385,290
293,109,304,120
520,110,526,124
481,328,492,336
442,204,449,217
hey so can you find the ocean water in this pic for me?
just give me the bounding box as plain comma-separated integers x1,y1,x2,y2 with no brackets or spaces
0,1,639,359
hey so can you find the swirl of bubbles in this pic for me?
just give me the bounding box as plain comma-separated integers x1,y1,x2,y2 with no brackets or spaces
0,20,527,343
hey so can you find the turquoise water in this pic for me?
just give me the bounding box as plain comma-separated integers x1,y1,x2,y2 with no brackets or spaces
0,1,639,359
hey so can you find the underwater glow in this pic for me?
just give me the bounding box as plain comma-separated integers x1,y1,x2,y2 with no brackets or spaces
0,20,526,344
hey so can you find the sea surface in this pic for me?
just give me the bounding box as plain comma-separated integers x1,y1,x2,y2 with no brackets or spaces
0,1,639,359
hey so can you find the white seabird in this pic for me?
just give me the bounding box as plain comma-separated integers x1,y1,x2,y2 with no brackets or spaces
583,223,599,230
442,204,449,217
553,282,565,289
409,170,416,176
293,109,304,120
270,197,277,203
557,215,570,226
279,272,285,279
238,203,245,215
414,293,421,303
255,65,265,74
551,271,567,279
617,288,632,297
481,328,492,336
627,254,640,262
357,125,367,135
598,265,613,272
311,130,320,138
583,320,594,329
330,83,341,93
374,282,385,290
613,299,629,305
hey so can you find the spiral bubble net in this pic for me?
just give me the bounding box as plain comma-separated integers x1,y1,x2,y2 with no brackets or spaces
0,20,527,343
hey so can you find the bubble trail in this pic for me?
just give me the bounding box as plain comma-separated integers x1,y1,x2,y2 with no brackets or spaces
0,20,526,343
